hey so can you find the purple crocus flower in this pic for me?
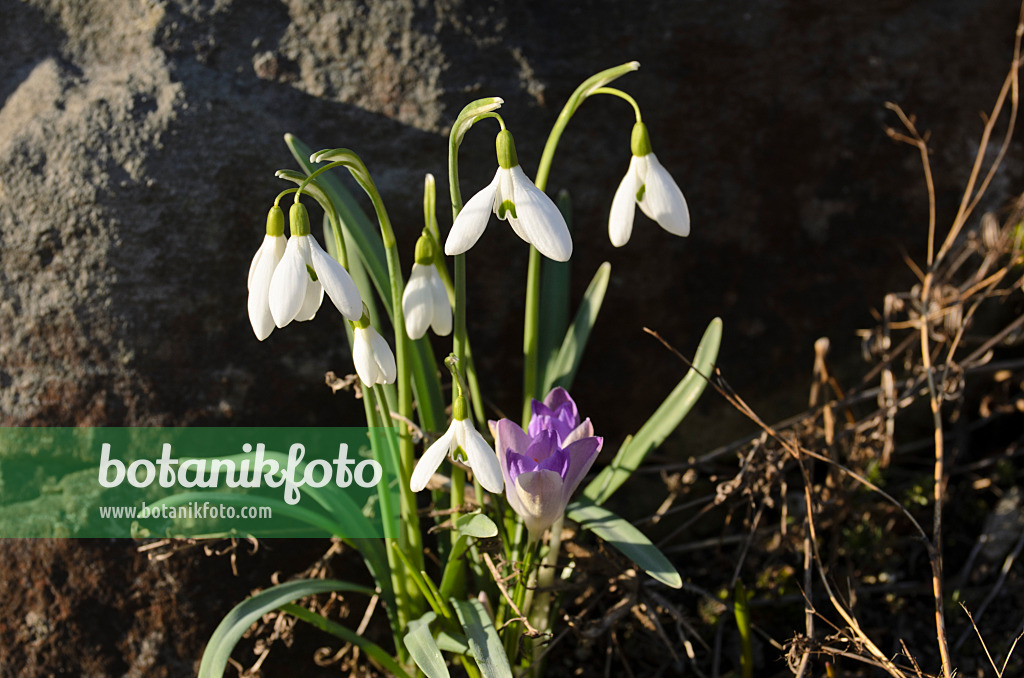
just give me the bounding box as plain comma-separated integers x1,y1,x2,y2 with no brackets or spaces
492,388,602,539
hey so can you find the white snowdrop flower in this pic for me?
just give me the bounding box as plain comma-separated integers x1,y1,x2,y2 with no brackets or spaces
247,206,287,341
410,395,503,494
402,234,452,340
445,130,572,262
351,314,397,386
268,202,362,328
609,121,690,247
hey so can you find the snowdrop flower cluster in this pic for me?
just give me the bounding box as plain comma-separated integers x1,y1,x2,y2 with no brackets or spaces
410,395,503,494
246,200,396,385
609,121,690,247
445,130,572,262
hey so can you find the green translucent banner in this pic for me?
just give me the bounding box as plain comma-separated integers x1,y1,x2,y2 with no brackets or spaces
0,428,401,538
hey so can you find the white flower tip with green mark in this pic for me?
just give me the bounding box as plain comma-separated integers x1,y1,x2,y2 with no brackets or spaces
445,166,572,262
609,153,689,247
409,418,503,494
268,234,362,328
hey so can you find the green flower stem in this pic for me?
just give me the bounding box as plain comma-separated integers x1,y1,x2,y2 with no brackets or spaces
590,87,643,122
522,63,640,420
521,245,543,423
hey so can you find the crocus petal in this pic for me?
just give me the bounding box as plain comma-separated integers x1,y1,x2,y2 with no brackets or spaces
428,269,453,336
458,421,504,493
352,327,378,386
636,153,690,237
247,236,285,340
446,170,500,255
562,417,595,446
508,165,572,262
309,236,363,321
559,436,602,498
401,264,434,340
268,237,309,327
512,470,565,537
368,328,397,384
410,424,456,492
609,156,642,247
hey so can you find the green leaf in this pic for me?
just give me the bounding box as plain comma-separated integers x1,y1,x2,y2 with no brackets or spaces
439,513,499,600
281,603,413,678
583,317,722,505
451,598,513,678
404,612,451,678
537,191,572,385
542,262,611,394
566,499,682,589
198,578,376,678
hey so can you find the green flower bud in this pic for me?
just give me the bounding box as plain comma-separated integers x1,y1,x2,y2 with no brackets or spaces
266,205,285,237
496,129,519,169
289,201,311,237
453,395,469,421
630,121,653,157
413,233,435,265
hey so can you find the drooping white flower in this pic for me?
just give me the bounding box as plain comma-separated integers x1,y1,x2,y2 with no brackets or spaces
402,234,452,340
608,121,690,247
268,202,363,328
352,320,397,386
410,396,504,494
247,206,287,341
445,130,572,262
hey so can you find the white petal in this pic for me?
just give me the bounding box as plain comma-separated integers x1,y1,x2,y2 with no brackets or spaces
268,237,309,327
352,328,378,386
608,156,642,247
445,170,500,255
495,169,528,242
457,421,504,493
508,166,572,261
247,236,285,340
308,236,363,320
410,424,456,492
401,264,433,340
637,153,690,237
247,238,265,290
428,269,452,336
368,328,397,384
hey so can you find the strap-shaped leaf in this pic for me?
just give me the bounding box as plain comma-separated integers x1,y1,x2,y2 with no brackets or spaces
537,192,573,380
542,262,612,394
198,578,376,678
404,611,451,678
583,317,722,505
451,598,513,678
566,498,681,589
439,513,498,600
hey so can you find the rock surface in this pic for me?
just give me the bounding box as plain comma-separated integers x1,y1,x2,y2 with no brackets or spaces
1,0,1021,674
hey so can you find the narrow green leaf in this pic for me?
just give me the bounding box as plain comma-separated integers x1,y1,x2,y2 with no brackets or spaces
566,499,682,589
537,191,572,387
583,317,722,505
542,262,611,394
451,598,513,678
198,579,375,678
281,603,413,678
436,630,471,654
404,612,451,678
